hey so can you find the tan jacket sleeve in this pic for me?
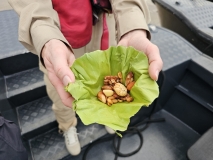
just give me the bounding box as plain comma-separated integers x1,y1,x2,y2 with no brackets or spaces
110,0,151,41
8,0,70,56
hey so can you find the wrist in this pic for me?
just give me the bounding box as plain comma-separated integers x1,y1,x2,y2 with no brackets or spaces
120,29,147,40
42,39,57,55
44,39,59,48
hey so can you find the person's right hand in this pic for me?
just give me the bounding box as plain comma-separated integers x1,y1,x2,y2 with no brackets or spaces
41,39,75,108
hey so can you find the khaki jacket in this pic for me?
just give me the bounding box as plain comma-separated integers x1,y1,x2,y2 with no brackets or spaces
8,0,151,56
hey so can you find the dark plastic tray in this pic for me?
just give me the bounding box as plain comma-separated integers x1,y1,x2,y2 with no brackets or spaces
153,0,213,58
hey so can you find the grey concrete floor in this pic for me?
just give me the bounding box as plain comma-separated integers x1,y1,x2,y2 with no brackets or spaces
1,0,161,26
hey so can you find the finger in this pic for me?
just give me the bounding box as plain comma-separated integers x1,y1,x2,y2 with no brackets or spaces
48,71,74,108
51,49,75,86
146,44,163,81
68,53,76,67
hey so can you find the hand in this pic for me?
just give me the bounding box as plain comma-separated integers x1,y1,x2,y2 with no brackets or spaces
42,39,75,108
118,30,163,81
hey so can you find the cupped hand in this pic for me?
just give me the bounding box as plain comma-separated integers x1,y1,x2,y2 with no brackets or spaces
42,39,75,108
118,29,163,81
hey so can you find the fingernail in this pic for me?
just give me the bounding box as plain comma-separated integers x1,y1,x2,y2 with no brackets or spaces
155,70,159,81
63,75,72,86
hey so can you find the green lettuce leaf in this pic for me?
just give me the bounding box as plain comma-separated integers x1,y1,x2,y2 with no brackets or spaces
65,46,159,131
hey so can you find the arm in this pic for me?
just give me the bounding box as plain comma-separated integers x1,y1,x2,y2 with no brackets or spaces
8,0,70,55
110,0,163,80
110,0,151,41
8,0,75,107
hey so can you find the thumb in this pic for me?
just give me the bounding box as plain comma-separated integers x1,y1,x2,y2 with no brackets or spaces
146,44,163,81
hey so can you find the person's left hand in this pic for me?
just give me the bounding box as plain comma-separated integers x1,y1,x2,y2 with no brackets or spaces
118,29,163,81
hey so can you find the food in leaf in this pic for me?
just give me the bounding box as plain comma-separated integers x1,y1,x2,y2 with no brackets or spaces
97,72,135,106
